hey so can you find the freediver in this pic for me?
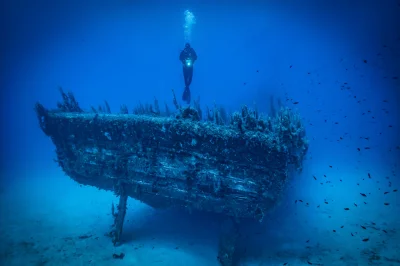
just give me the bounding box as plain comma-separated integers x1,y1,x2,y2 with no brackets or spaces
179,43,197,104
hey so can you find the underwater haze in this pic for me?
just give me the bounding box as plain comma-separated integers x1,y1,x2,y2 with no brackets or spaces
1,0,400,265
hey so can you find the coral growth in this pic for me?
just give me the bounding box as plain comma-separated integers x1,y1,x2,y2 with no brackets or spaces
37,88,308,172
230,105,308,170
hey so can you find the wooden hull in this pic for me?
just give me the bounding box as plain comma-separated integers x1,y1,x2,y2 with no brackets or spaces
35,93,308,222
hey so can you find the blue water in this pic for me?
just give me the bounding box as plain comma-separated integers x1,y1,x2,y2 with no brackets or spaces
1,1,399,265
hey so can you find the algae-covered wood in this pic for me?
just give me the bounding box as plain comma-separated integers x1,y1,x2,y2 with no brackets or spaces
35,89,308,221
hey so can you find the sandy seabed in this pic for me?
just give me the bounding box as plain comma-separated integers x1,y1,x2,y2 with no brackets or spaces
0,165,399,266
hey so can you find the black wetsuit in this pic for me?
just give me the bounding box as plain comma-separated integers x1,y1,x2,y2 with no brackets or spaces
179,45,197,104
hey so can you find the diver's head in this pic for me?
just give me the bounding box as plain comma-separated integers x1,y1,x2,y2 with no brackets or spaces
185,43,190,48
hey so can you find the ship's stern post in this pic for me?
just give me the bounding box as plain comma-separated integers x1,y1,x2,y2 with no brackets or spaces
110,182,128,246
217,217,240,266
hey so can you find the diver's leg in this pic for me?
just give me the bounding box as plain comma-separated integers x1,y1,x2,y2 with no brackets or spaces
187,66,193,86
183,67,193,104
182,67,191,103
183,66,189,87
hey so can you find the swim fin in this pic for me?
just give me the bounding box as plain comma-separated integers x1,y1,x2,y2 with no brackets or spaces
182,86,191,104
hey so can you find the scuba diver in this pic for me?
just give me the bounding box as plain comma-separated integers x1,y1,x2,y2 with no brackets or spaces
179,43,197,104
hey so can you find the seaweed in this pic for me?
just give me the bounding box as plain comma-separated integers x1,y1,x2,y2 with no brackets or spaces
120,104,128,114
56,87,82,112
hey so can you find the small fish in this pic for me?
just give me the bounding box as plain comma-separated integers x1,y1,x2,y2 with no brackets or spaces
382,230,387,233
78,234,92,239
363,59,367,63
333,230,336,232
362,238,369,242
354,203,358,207
293,101,299,104
360,193,367,197
357,148,361,151
384,202,390,205
341,226,344,228
351,232,354,236
313,176,317,180
112,253,125,259
393,189,398,192
329,165,333,168
283,263,288,265
368,173,371,178
361,226,367,229
365,147,371,150
307,261,313,265
306,239,310,243
384,192,389,194
299,200,303,202
344,208,350,210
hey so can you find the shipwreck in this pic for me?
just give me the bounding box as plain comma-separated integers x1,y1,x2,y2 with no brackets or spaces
34,88,308,266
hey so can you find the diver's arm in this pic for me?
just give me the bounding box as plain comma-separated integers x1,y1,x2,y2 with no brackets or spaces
179,51,185,62
192,49,198,61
